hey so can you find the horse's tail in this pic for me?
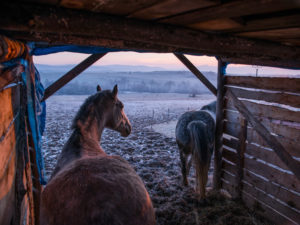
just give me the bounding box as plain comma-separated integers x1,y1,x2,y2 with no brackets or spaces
187,121,212,164
187,121,213,199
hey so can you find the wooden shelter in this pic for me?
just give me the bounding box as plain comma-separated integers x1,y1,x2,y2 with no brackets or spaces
0,0,299,224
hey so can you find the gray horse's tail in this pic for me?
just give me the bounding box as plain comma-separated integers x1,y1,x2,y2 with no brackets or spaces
187,121,212,165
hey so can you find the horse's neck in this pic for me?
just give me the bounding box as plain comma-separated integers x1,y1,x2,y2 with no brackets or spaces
74,119,106,156
51,119,106,179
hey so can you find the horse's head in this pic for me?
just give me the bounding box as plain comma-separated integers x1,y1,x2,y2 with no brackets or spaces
100,85,131,137
73,85,131,138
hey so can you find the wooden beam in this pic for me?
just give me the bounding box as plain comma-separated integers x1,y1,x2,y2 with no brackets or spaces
173,53,217,96
213,58,226,190
225,13,300,34
160,0,300,25
226,89,300,181
1,3,300,69
42,53,106,101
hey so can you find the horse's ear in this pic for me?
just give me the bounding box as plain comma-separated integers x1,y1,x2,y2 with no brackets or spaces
112,84,118,98
96,85,101,92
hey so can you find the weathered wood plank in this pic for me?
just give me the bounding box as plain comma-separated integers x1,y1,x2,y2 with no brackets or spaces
244,170,300,211
189,18,242,31
0,88,14,139
1,3,300,69
160,0,300,25
238,27,300,40
243,181,300,224
242,191,297,225
174,53,217,96
246,143,290,171
245,156,300,193
0,146,16,200
0,123,16,183
221,170,238,197
222,146,238,165
129,0,218,20
223,135,292,171
59,0,161,15
225,13,300,34
224,120,300,158
0,179,15,225
247,128,300,158
223,120,240,139
43,53,106,101
226,86,300,108
224,109,300,141
225,76,300,93
222,159,237,176
226,97,300,123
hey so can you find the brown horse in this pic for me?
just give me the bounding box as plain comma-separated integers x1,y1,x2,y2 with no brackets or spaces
40,85,155,225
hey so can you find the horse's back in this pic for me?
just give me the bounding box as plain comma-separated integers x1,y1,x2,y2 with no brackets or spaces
176,111,215,150
41,156,155,225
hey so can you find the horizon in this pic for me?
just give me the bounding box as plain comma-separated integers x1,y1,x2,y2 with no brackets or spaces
33,52,300,76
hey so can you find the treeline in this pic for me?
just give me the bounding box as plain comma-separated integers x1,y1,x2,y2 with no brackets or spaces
42,71,217,95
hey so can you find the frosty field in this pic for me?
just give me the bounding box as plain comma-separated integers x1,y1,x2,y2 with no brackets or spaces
41,92,268,225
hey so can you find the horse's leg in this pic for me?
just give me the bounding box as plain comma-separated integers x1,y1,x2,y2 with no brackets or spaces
198,163,210,200
180,151,188,186
186,155,192,176
195,163,201,194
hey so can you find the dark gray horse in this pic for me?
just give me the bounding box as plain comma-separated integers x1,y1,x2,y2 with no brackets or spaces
175,101,216,199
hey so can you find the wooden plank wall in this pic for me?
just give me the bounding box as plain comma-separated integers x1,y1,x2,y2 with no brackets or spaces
221,76,300,225
0,65,36,225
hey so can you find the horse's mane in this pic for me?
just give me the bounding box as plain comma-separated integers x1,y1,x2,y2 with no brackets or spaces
71,90,111,130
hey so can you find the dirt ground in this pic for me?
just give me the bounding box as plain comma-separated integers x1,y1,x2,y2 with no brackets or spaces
42,93,269,225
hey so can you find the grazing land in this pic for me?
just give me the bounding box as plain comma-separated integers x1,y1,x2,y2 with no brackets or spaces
42,93,269,225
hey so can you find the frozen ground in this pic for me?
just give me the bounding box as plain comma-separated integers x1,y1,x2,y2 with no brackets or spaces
42,92,268,225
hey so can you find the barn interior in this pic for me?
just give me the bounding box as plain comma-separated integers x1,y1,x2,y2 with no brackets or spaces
0,0,299,224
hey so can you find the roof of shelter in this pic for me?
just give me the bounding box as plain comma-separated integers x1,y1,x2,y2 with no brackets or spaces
0,0,300,68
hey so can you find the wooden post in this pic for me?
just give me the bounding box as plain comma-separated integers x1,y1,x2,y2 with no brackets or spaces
235,117,247,199
174,53,217,96
42,53,107,101
213,58,226,190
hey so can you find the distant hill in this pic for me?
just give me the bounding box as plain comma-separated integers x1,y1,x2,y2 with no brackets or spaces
37,64,217,95
35,64,166,72
36,64,299,95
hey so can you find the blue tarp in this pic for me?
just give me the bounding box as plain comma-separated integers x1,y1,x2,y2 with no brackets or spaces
2,57,47,184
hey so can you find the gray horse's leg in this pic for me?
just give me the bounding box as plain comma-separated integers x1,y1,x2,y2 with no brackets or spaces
195,162,210,200
180,151,188,186
186,155,192,176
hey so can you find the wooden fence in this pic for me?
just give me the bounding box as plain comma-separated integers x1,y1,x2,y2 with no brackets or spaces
221,76,300,225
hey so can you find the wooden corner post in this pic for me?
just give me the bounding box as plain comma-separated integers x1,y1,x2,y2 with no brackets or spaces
213,58,226,190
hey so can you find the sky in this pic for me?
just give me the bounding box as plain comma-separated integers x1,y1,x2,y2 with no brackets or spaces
33,51,300,76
